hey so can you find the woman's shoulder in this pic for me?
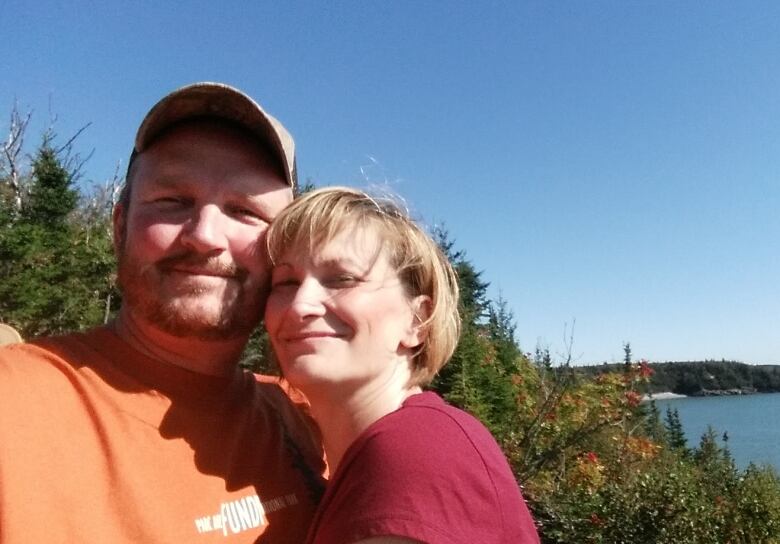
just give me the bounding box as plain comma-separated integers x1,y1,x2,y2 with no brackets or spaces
373,391,500,456
328,391,538,544
344,391,509,488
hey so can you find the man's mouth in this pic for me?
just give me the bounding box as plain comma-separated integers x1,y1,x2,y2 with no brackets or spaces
158,254,243,280
168,266,235,278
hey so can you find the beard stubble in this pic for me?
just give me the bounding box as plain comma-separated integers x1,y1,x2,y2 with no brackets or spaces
117,249,266,340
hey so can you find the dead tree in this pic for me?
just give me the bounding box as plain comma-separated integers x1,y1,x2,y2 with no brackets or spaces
1,103,32,212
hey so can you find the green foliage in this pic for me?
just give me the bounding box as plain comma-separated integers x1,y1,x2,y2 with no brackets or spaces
643,400,666,443
21,136,78,227
535,452,725,543
664,407,688,454
239,328,278,375
0,128,117,336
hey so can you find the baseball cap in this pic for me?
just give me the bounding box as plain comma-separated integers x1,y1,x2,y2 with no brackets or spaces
133,82,297,188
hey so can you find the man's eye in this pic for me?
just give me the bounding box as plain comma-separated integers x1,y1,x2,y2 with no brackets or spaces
229,205,266,222
154,197,187,208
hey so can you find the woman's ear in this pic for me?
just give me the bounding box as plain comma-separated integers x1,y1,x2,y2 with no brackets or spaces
401,295,432,349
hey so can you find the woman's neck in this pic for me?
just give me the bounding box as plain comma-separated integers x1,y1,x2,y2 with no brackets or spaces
307,378,422,473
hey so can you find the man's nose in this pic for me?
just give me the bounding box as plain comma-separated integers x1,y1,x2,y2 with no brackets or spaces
180,205,228,252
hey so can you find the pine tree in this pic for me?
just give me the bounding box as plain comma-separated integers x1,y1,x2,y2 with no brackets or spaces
21,135,78,228
664,407,688,454
623,342,632,374
0,131,117,337
430,229,491,404
643,400,666,443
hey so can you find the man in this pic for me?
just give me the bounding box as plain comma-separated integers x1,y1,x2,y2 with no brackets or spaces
0,83,325,542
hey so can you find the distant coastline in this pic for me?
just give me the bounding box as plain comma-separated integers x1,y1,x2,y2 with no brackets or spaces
581,361,780,399
643,388,765,402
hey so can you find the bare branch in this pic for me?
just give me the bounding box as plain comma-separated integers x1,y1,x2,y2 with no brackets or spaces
1,103,33,212
55,122,92,155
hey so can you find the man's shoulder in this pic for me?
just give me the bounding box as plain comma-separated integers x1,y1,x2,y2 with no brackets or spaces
0,335,71,372
251,373,324,460
251,374,317,429
254,374,311,407
0,328,107,384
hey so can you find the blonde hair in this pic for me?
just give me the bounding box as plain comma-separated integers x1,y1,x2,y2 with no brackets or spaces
266,186,461,386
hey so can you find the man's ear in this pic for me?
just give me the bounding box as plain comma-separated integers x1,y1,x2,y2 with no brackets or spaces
112,203,125,256
401,295,432,349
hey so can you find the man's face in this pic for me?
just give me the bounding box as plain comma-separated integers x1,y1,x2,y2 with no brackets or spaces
114,120,293,340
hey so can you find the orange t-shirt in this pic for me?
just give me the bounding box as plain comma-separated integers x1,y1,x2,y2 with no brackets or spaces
0,327,326,543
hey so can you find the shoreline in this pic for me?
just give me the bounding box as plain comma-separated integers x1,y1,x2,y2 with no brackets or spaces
642,391,687,401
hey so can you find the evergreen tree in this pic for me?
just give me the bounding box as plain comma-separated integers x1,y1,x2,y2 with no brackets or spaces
21,135,78,228
643,400,666,443
0,132,116,336
623,342,632,373
428,229,522,438
430,230,491,400
664,407,688,454
694,426,738,504
488,295,522,375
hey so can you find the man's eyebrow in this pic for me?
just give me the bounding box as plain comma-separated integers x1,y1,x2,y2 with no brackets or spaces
144,174,187,190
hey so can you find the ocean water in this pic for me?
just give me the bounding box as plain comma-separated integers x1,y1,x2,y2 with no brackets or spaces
654,392,780,470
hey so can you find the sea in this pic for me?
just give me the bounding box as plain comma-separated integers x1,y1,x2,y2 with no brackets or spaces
654,392,780,470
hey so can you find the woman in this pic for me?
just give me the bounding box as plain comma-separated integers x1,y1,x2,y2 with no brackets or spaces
264,187,540,544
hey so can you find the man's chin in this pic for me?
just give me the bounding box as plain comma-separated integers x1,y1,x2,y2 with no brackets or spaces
117,262,263,341
150,300,256,340
150,313,249,340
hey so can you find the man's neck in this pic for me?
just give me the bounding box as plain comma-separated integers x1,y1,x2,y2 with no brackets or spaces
112,310,249,377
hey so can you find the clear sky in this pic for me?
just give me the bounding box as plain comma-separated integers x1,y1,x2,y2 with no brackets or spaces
2,1,778,364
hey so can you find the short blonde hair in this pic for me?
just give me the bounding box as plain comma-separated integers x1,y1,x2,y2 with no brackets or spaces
266,186,461,386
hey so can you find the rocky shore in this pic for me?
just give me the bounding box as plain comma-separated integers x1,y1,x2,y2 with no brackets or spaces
643,388,760,401
691,387,757,397
642,391,687,401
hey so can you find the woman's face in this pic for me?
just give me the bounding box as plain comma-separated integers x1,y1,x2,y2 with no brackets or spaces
264,225,424,393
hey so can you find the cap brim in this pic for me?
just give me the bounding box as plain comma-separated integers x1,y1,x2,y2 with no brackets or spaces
135,82,296,187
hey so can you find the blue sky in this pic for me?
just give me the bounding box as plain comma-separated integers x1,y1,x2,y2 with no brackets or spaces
2,1,778,364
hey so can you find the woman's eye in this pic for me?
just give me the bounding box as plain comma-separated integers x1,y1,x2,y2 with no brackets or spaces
271,278,299,289
327,275,359,287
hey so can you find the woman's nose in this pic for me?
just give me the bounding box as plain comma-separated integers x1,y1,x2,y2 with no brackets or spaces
288,278,328,318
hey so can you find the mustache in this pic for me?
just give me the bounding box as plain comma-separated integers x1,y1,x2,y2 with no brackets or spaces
156,253,246,279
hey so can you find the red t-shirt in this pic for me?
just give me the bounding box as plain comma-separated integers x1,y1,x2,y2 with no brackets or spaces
308,391,540,544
